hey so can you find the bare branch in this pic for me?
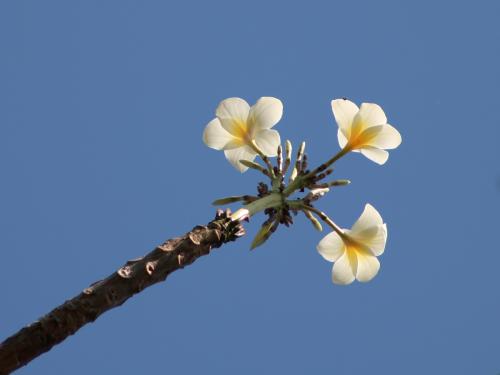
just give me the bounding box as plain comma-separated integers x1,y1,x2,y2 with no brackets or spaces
0,211,245,375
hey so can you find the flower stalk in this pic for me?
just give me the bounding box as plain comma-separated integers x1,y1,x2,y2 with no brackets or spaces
239,159,269,176
249,140,276,178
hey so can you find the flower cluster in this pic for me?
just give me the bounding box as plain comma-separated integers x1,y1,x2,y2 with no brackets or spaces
203,97,402,285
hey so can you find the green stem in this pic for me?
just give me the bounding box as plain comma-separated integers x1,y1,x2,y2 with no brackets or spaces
230,193,282,221
249,140,275,178
288,200,345,238
302,205,345,238
306,146,351,179
282,175,304,197
283,147,351,197
230,145,353,223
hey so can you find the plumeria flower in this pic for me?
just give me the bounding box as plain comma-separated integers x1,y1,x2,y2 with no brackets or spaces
203,97,283,172
316,204,387,285
331,99,402,165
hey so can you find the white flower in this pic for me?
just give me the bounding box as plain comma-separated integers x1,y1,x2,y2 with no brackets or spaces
203,97,283,172
331,99,402,165
316,204,387,285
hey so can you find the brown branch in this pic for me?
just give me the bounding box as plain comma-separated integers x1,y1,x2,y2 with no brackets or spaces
0,210,245,375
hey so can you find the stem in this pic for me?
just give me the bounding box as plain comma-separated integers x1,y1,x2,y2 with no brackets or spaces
212,195,256,205
300,204,346,239
238,159,269,177
306,146,351,179
249,140,275,178
282,175,306,197
0,212,245,375
231,192,282,221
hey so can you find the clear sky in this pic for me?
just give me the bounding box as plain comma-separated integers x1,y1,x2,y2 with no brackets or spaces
1,1,499,374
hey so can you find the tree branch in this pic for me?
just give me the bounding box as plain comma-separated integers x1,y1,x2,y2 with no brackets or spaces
0,210,245,374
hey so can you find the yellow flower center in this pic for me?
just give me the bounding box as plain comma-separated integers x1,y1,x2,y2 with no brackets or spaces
344,231,373,258
232,119,252,144
348,123,381,150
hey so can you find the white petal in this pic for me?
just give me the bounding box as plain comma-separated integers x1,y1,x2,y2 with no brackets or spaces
216,98,250,135
332,251,357,285
350,224,387,256
356,103,387,128
370,224,387,256
216,97,250,121
360,147,389,165
254,129,281,157
355,250,380,282
337,129,348,149
224,146,257,172
351,204,384,233
203,118,241,150
365,124,402,150
248,97,283,130
331,99,359,136
317,231,345,262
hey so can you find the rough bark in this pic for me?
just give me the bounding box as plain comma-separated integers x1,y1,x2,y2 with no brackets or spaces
0,210,245,374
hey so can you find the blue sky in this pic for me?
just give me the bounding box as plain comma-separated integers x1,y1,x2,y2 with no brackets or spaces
1,1,499,374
